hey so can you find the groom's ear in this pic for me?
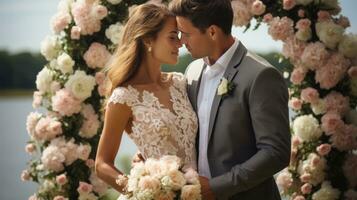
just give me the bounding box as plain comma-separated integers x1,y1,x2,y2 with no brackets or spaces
207,25,219,40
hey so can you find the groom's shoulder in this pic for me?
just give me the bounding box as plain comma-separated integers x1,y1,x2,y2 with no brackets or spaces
244,51,273,70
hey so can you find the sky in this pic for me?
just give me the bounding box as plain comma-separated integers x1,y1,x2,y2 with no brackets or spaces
0,0,356,54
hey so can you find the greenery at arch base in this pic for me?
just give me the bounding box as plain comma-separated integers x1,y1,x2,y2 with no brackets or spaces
23,0,357,199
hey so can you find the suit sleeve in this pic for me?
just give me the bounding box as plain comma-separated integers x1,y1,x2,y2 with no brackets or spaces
209,67,291,197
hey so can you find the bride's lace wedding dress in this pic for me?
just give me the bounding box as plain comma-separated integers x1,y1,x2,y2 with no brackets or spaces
108,72,198,169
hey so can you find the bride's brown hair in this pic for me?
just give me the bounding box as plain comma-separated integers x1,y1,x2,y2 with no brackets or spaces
104,3,174,96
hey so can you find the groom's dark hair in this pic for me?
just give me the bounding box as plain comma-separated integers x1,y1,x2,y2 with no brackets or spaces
169,0,233,35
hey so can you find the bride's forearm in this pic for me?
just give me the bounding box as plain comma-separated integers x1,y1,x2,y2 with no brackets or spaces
95,162,127,193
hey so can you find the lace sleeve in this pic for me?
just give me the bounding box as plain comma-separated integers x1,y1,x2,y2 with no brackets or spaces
107,86,139,107
171,72,187,90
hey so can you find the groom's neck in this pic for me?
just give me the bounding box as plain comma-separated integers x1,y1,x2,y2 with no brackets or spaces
207,35,235,65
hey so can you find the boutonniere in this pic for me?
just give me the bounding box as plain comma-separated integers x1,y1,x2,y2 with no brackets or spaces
217,77,236,98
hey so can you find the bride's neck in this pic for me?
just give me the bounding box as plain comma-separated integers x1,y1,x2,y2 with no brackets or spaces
130,55,162,85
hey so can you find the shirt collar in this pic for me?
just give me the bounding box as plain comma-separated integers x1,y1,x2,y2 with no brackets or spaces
203,38,239,71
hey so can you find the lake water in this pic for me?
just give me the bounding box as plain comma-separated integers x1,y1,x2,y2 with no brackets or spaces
0,96,137,200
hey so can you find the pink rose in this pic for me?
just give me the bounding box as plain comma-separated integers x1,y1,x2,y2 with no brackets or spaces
324,91,350,115
316,144,331,156
298,9,305,18
71,26,81,40
251,0,266,15
301,42,329,70
321,112,344,135
292,135,301,148
83,42,111,69
263,13,273,23
276,170,293,191
283,0,296,10
52,89,82,117
348,66,357,78
296,19,311,30
300,87,319,104
95,5,108,19
318,10,331,22
25,143,36,154
51,12,71,34
290,67,307,85
268,16,294,41
300,173,311,183
77,182,93,194
56,174,68,185
289,97,303,110
315,53,350,89
86,159,95,168
301,183,312,194
21,170,31,181
293,195,306,200
32,91,43,108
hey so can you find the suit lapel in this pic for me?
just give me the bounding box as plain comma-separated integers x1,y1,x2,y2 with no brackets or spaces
192,64,206,112
207,43,247,143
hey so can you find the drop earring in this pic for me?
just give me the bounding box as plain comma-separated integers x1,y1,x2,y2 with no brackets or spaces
148,46,152,52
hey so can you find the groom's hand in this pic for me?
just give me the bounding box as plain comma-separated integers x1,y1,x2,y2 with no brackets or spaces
199,176,215,200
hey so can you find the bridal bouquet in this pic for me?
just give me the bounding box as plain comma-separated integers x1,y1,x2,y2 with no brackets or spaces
118,155,201,200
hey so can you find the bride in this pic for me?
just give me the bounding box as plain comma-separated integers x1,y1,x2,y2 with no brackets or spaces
95,3,198,194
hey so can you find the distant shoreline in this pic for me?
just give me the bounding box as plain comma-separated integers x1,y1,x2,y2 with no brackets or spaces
0,90,33,98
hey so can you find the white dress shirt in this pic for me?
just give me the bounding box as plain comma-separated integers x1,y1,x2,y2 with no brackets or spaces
197,38,239,178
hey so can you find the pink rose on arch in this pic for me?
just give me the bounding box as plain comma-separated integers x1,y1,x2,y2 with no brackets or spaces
300,87,319,104
324,91,350,115
289,97,303,111
316,144,331,156
321,112,344,135
290,67,307,85
83,42,111,69
283,0,296,10
268,16,294,41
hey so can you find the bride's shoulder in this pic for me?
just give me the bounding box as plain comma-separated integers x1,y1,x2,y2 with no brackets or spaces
108,85,139,106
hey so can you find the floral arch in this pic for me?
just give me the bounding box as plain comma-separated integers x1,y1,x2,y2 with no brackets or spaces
23,0,357,199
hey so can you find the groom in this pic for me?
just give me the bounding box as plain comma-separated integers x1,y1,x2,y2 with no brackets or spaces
169,0,291,199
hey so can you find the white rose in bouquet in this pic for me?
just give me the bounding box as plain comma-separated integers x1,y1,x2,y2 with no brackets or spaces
316,21,344,49
41,35,61,61
36,67,53,93
338,34,357,58
105,22,124,44
293,115,323,141
65,70,96,101
57,52,75,74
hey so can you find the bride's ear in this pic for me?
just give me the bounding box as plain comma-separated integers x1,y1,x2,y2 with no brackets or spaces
142,37,154,52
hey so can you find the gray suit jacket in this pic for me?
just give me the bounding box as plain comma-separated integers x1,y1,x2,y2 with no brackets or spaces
185,43,291,200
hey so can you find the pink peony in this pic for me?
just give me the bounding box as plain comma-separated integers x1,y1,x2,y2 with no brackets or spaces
77,181,93,194
282,36,306,63
316,144,331,156
343,154,357,188
300,87,319,104
80,104,100,138
51,12,71,34
41,145,65,172
301,42,329,70
324,91,350,115
315,53,350,89
71,26,81,40
289,97,303,110
330,124,357,151
268,16,294,41
52,89,82,116
83,42,111,69
321,112,344,135
56,174,68,185
26,112,41,137
251,0,266,15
